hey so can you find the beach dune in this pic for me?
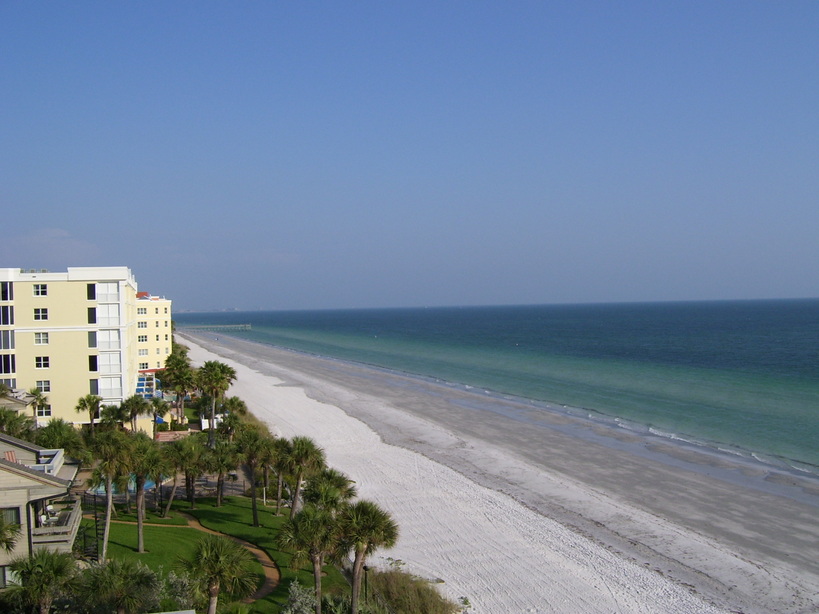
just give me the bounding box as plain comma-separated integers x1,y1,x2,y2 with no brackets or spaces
180,333,819,614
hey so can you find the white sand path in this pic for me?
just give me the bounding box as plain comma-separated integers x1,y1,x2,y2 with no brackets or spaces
185,338,728,614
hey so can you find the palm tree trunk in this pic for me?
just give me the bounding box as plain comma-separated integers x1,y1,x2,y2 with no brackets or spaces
216,471,224,507
186,473,196,510
249,465,259,527
275,473,283,516
136,482,145,553
350,550,366,614
101,476,113,561
208,397,217,447
207,582,220,614
290,470,304,520
312,555,323,614
163,476,178,518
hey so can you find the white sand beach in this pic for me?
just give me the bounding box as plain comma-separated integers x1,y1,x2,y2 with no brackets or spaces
180,334,819,614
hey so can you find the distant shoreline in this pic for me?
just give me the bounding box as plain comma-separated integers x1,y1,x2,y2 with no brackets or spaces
178,331,819,613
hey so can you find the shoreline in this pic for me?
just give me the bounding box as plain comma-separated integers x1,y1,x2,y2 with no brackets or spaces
179,332,819,613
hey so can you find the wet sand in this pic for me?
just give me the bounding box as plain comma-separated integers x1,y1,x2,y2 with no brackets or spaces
180,332,819,613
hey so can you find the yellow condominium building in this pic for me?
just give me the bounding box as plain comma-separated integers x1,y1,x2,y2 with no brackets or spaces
0,267,172,432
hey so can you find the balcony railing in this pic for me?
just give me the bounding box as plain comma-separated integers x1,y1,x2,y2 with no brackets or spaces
28,448,65,476
31,497,82,554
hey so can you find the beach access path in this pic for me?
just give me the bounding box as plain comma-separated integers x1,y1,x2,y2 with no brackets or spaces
180,333,819,614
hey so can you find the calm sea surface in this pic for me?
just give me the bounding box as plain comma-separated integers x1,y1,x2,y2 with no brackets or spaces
176,300,819,473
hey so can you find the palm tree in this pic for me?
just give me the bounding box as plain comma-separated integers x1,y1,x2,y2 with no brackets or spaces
99,403,130,431
161,438,187,518
218,396,248,442
0,514,21,553
34,418,88,463
278,505,341,614
121,394,151,433
273,437,293,516
205,438,241,507
0,407,36,439
288,436,327,520
129,432,163,552
303,468,358,512
82,558,160,614
197,360,237,446
88,429,134,561
27,387,48,423
177,534,257,614
178,433,207,509
75,393,103,433
7,549,78,614
160,350,195,422
150,396,170,439
339,500,399,614
235,425,269,526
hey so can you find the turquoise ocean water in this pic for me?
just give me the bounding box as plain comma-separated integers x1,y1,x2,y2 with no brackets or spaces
176,299,819,475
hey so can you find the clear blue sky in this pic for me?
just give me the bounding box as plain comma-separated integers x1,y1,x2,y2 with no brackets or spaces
2,2,817,311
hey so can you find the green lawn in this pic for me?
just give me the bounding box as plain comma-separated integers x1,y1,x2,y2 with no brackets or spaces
94,494,350,612
178,495,349,611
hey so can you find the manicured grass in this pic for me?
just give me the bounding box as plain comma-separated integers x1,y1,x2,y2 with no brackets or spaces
111,507,190,525
94,493,350,613
176,495,350,612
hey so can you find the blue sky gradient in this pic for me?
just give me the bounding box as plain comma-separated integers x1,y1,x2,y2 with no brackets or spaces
2,2,817,310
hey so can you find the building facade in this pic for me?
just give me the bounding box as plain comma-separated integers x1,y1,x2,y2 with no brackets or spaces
0,433,80,584
0,267,172,431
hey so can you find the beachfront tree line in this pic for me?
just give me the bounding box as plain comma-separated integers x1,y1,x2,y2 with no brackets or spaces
0,347,449,614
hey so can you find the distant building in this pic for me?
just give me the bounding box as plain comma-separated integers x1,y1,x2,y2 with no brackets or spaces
135,292,174,401
0,267,172,432
0,433,80,584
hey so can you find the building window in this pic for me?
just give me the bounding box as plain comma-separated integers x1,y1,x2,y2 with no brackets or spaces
138,349,148,356
165,320,169,327
35,356,50,369
34,308,48,321
89,379,99,395
164,334,169,341
36,380,50,392
36,404,51,418
97,330,120,350
155,335,160,341
165,347,170,354
155,321,160,327
164,307,168,314
155,308,159,314
96,282,118,302
87,283,96,300
137,307,147,315
34,332,49,345
0,331,14,350
156,348,161,355
88,331,97,348
0,282,13,301
87,308,96,324
138,335,148,343
139,362,149,370
0,306,14,325
0,355,16,375
88,356,98,371
33,284,47,296
137,321,147,329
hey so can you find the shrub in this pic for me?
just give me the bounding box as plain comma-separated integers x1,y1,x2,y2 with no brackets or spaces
369,569,459,614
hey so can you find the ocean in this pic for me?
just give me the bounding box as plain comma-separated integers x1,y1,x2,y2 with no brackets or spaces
175,299,819,475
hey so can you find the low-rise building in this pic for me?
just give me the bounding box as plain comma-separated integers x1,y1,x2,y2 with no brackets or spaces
0,433,80,585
